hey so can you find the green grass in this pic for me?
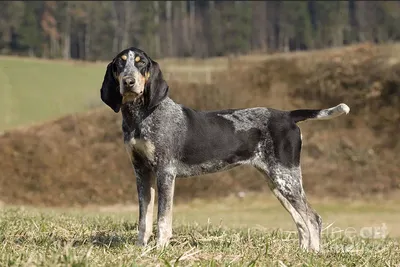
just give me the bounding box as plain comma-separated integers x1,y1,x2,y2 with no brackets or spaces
1,195,399,266
0,53,273,131
0,55,234,131
0,57,106,131
2,42,400,132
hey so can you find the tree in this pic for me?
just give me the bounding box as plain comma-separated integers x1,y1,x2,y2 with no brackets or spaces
1,1,400,60
0,1,25,53
41,1,60,58
251,1,268,53
17,1,44,57
220,1,252,55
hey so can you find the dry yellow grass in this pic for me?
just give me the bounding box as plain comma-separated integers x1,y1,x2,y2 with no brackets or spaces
1,195,399,266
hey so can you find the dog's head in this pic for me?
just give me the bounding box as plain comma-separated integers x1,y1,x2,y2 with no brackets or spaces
100,47,169,113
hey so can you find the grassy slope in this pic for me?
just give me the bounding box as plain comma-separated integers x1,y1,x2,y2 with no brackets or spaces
2,43,398,131
0,57,105,131
0,55,240,131
1,196,399,266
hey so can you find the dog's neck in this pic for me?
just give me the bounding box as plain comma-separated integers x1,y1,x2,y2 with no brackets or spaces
120,97,148,127
120,96,173,130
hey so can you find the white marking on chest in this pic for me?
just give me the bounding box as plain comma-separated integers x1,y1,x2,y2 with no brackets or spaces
125,137,155,161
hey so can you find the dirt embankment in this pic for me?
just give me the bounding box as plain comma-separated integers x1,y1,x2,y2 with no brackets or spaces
1,43,399,207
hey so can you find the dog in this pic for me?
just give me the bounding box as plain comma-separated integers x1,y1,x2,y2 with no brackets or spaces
100,47,350,252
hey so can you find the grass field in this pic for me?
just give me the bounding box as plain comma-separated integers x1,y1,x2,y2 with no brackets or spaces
1,195,399,266
1,45,400,266
1,43,398,131
0,55,246,131
0,57,105,131
0,49,316,131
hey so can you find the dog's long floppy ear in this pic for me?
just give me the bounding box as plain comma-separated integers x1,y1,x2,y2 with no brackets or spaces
100,62,122,113
145,60,169,110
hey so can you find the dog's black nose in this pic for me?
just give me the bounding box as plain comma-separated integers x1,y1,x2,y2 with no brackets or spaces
123,77,135,88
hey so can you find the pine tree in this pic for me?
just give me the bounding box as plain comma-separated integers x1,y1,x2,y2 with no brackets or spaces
17,1,44,57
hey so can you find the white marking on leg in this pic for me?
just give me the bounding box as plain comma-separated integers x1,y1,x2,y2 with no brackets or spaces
135,173,156,246
307,213,321,252
137,183,155,245
272,188,310,250
157,178,175,248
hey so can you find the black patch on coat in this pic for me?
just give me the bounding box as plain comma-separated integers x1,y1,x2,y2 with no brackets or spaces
180,107,262,165
289,109,321,123
268,110,302,167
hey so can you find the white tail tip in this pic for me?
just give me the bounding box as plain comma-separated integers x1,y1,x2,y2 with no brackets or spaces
337,103,350,114
314,103,351,120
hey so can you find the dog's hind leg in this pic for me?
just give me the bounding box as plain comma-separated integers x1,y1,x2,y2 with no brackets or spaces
134,166,156,246
255,163,322,252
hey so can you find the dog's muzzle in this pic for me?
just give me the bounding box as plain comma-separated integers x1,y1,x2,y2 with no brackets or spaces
122,77,135,89
121,76,143,104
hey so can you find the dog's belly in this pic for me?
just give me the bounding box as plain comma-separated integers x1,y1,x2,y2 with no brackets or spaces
174,159,246,178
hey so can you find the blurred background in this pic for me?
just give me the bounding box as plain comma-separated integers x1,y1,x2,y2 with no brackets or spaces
1,1,400,59
0,1,400,61
0,1,399,208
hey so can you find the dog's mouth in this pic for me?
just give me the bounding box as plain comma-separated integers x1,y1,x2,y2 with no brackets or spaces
122,91,142,104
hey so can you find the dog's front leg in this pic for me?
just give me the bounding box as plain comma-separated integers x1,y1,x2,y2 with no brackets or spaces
135,167,155,246
156,171,176,248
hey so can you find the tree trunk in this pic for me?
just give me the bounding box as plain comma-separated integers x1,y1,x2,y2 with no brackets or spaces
111,3,119,54
356,1,367,42
181,1,190,56
62,2,71,60
172,3,181,57
84,21,90,60
153,1,161,58
121,1,132,51
78,31,84,60
189,0,195,55
165,1,173,57
251,1,268,52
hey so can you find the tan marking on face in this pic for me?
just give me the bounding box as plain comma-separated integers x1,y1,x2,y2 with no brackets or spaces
121,54,127,60
145,72,150,80
119,51,147,99
135,56,141,62
140,73,146,85
122,93,138,104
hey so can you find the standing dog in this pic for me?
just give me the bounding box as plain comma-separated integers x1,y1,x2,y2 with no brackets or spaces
100,47,350,252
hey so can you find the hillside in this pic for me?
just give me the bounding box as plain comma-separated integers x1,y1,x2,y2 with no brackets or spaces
0,43,399,207
0,55,240,131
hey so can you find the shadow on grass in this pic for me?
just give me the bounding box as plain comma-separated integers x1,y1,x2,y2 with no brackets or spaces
12,231,139,249
86,231,137,248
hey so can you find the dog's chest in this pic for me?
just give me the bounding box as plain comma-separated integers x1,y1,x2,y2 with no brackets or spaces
123,120,157,164
125,136,155,162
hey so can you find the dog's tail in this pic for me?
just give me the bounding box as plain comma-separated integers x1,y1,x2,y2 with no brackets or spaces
289,103,350,123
